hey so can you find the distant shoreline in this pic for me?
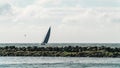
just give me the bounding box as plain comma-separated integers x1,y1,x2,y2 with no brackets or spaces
0,46,120,57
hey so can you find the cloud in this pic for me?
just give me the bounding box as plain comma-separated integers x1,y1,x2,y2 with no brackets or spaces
0,3,12,15
0,0,120,43
44,0,120,8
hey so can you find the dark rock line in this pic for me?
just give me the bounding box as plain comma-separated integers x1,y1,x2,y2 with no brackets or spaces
0,46,120,57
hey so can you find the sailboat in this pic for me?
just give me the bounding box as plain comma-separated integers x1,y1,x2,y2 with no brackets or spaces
41,27,51,45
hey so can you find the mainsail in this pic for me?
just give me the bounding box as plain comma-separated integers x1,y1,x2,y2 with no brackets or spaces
41,27,51,45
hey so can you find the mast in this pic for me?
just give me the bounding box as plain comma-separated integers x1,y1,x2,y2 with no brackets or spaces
41,27,51,45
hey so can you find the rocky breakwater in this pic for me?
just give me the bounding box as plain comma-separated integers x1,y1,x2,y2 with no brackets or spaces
0,46,120,57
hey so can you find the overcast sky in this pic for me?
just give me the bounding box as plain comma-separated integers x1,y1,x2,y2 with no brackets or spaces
0,0,120,43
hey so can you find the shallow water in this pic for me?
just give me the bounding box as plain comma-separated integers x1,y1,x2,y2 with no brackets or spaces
0,57,120,68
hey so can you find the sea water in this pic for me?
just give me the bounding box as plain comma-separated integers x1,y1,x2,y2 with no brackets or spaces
0,43,120,47
0,43,120,68
0,57,120,68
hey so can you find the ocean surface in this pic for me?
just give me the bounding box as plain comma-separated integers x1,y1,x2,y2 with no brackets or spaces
0,43,120,68
0,43,120,47
0,57,120,68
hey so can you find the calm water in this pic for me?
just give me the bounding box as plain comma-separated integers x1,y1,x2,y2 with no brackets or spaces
0,43,120,47
0,57,120,68
0,43,120,68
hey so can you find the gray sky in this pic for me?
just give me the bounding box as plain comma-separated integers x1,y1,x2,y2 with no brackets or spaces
0,0,120,43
